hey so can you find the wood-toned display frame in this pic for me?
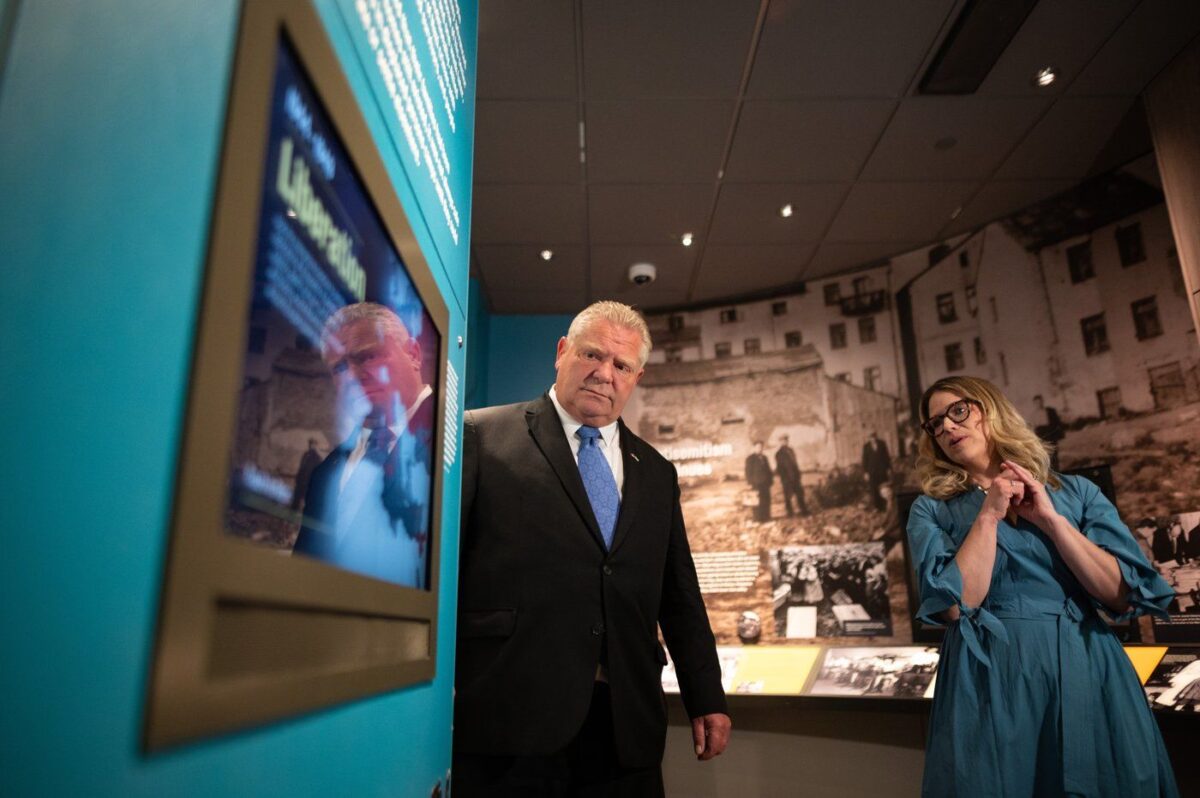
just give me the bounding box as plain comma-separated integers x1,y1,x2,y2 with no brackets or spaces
145,0,449,750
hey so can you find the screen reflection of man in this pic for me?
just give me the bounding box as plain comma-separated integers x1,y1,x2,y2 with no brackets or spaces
292,302,433,588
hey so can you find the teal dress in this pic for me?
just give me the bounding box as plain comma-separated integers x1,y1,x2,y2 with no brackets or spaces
907,474,1178,797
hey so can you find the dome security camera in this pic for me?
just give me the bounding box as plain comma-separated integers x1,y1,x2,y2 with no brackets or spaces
628,262,657,286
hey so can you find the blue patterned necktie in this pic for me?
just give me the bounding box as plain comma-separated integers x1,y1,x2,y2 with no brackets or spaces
576,425,620,549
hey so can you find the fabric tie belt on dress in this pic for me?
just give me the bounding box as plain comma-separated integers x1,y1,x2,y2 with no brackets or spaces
952,593,1099,796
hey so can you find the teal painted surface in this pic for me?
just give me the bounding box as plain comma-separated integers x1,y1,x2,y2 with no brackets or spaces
482,313,575,407
0,0,475,795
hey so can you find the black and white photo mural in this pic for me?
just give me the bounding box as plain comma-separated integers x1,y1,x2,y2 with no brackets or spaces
628,158,1200,646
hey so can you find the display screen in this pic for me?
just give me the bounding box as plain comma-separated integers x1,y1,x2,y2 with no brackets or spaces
225,36,439,590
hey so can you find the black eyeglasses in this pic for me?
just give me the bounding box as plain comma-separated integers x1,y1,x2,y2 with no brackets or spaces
922,399,978,437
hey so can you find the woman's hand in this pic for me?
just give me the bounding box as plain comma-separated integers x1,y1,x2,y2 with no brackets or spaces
979,464,1024,524
1003,460,1061,530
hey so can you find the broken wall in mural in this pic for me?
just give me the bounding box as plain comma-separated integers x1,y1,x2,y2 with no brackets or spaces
635,177,1200,645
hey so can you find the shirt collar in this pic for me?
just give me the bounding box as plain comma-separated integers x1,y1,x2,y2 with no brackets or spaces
548,385,619,445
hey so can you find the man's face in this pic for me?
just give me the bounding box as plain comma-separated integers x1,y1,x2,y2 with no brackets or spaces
324,319,423,422
553,319,644,427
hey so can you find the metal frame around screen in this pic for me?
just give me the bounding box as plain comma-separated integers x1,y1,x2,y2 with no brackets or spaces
144,0,450,750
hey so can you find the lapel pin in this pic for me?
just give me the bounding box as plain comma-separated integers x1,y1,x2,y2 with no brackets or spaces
631,452,640,462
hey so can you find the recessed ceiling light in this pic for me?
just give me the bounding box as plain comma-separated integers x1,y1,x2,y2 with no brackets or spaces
779,203,794,218
681,232,694,247
540,249,554,261
1033,66,1057,88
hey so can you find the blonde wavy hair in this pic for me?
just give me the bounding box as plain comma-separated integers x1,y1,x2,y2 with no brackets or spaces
916,376,1061,500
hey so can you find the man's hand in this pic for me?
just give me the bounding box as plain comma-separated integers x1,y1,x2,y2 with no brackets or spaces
691,712,731,760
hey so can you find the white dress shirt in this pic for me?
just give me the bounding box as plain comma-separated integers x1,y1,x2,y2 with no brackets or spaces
548,385,624,497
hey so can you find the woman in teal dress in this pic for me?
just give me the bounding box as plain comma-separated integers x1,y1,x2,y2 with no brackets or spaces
906,376,1178,797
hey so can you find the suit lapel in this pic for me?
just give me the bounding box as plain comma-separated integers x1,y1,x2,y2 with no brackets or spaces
525,396,606,550
609,419,643,555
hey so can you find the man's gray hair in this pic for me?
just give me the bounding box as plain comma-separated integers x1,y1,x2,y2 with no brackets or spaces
320,302,410,357
567,301,652,367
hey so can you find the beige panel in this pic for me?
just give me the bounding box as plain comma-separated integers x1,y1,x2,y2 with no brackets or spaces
825,181,977,243
693,243,814,301
1145,38,1200,349
588,184,714,244
582,0,759,99
472,184,587,244
725,100,896,182
476,0,577,99
747,0,957,98
710,183,847,244
1070,0,1200,97
995,96,1137,179
474,101,582,182
860,97,1050,181
585,99,733,183
590,244,697,295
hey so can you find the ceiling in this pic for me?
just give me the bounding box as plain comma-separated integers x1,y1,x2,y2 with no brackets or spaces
469,0,1200,315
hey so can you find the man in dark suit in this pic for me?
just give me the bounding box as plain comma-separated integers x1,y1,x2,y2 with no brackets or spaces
292,302,433,588
861,430,891,513
455,301,730,796
774,435,807,517
744,441,773,523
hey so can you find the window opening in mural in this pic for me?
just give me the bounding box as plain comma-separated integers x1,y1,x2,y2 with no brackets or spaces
824,283,841,306
944,342,964,371
1117,222,1146,266
936,292,957,324
1132,296,1163,340
1149,362,1186,410
858,316,876,344
1067,240,1094,283
864,365,881,391
830,323,847,349
1097,386,1122,419
1081,313,1110,356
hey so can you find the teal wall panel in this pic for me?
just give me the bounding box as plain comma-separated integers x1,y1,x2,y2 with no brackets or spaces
481,313,574,407
0,0,475,795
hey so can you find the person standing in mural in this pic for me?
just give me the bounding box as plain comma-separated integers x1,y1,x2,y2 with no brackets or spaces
907,375,1178,798
1031,394,1066,471
291,302,433,588
774,435,808,517
454,301,729,796
289,438,323,511
744,441,773,522
861,429,891,512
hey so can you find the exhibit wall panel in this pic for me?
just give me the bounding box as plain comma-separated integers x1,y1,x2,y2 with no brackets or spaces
480,312,575,407
0,0,474,795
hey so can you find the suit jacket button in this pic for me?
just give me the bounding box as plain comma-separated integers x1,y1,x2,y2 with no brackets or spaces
592,623,605,635
602,565,612,575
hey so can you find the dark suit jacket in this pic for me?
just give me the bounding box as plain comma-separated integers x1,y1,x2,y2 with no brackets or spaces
744,453,773,489
775,445,801,484
861,438,891,483
456,395,727,768
293,396,434,587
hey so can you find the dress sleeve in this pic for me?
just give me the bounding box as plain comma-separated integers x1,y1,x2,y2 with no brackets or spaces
1073,477,1174,621
906,495,964,626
